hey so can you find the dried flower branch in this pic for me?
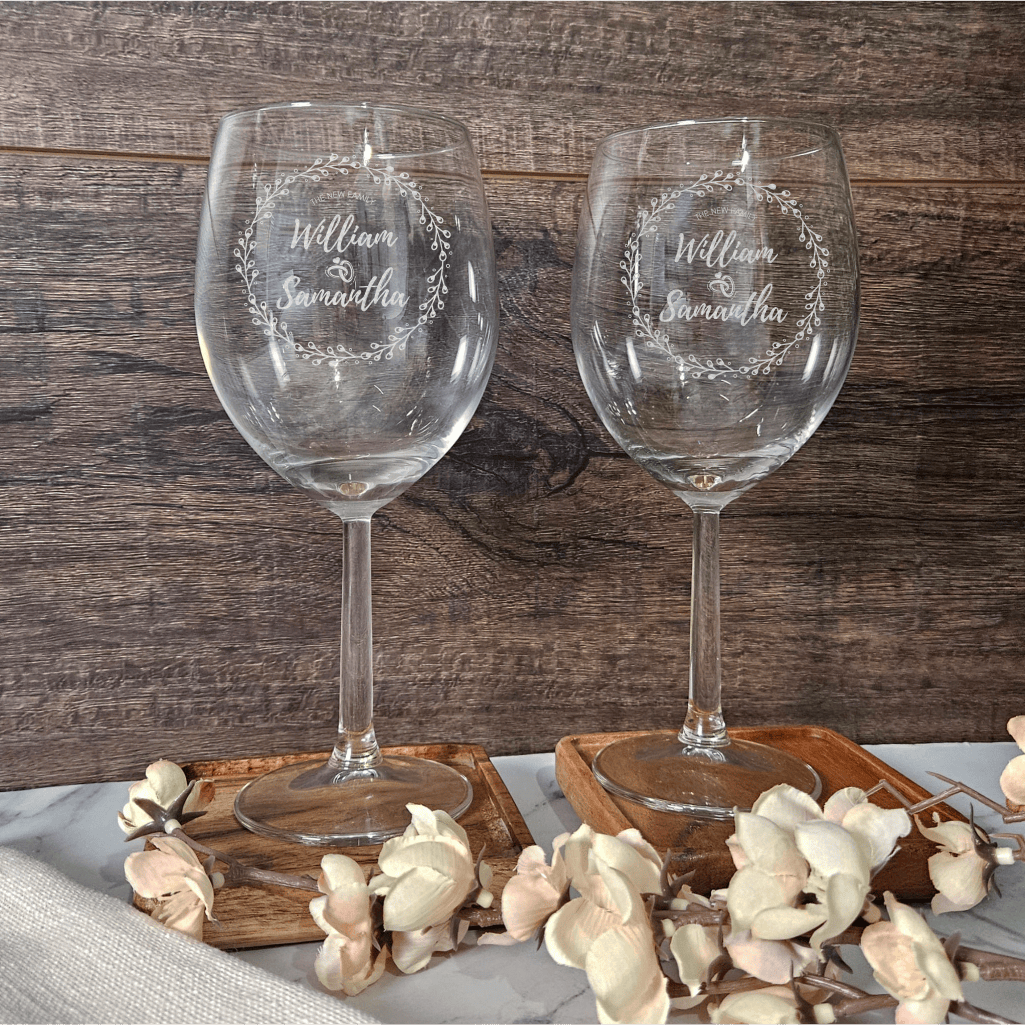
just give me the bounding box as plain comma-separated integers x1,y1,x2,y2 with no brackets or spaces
119,742,1025,1024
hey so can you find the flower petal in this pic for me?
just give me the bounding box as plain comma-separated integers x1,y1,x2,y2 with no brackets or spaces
544,896,618,969
500,861,564,941
476,930,522,946
750,785,824,834
839,803,911,872
725,931,819,986
586,920,669,1025
727,866,797,933
751,904,827,941
795,819,869,884
320,853,367,894
392,919,468,974
405,803,469,848
559,823,598,891
670,923,722,996
592,830,662,896
1008,715,1025,751
314,933,349,991
809,871,868,949
822,787,867,823
710,987,801,1024
153,889,207,940
999,754,1025,806
895,994,958,1024
733,813,809,887
377,834,474,883
378,865,466,932
124,836,206,900
144,760,190,806
916,814,974,854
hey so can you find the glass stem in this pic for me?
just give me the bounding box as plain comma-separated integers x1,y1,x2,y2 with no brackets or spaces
679,509,730,748
328,517,383,772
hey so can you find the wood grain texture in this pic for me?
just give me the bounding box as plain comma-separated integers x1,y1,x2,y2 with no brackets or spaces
1,2,1024,179
2,2,1024,788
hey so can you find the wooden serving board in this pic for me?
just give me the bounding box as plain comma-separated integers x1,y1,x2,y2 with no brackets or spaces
133,744,534,950
555,726,960,901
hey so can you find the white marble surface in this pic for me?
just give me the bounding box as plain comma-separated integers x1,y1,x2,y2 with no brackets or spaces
1,744,1023,1023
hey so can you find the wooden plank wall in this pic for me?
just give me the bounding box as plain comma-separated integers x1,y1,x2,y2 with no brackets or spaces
2,1,1024,789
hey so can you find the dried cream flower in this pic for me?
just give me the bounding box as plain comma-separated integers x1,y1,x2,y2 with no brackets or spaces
124,834,217,940
542,824,669,1024
999,715,1025,809
118,760,214,835
726,809,809,929
310,854,387,995
726,784,910,966
368,804,487,934
861,891,963,1024
478,837,570,945
916,814,1015,914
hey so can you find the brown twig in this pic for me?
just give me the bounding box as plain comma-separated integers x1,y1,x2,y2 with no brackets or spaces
827,993,899,1018
225,863,321,893
665,975,767,1000
651,907,727,928
166,827,321,892
956,943,1025,983
928,773,1025,824
950,999,1019,1024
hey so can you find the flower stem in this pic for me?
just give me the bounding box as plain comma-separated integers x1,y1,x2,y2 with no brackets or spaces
226,864,321,893
950,1001,1018,1025
827,993,898,1018
168,828,319,892
956,943,1025,983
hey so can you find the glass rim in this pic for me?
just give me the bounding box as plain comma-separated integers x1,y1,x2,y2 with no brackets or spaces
216,100,474,149
597,115,841,154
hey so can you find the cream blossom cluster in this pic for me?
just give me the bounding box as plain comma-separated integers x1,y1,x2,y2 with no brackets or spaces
724,784,911,983
310,855,387,995
314,804,495,988
488,819,849,1024
482,823,681,1024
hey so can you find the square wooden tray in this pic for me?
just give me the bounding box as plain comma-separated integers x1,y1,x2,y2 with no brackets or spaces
134,744,534,949
555,725,960,900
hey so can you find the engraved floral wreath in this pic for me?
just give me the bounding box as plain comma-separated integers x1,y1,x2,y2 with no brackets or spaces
620,170,829,381
234,154,450,366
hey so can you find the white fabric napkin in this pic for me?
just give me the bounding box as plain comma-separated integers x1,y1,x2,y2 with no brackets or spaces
0,846,379,1024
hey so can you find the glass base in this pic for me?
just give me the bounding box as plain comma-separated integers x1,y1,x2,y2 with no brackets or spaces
234,754,473,846
592,732,821,821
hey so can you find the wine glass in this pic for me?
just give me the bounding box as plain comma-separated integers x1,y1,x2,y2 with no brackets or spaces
195,102,498,845
572,118,859,819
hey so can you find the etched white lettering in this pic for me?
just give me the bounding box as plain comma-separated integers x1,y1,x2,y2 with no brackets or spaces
674,230,779,268
659,283,787,326
276,267,409,313
290,214,399,255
